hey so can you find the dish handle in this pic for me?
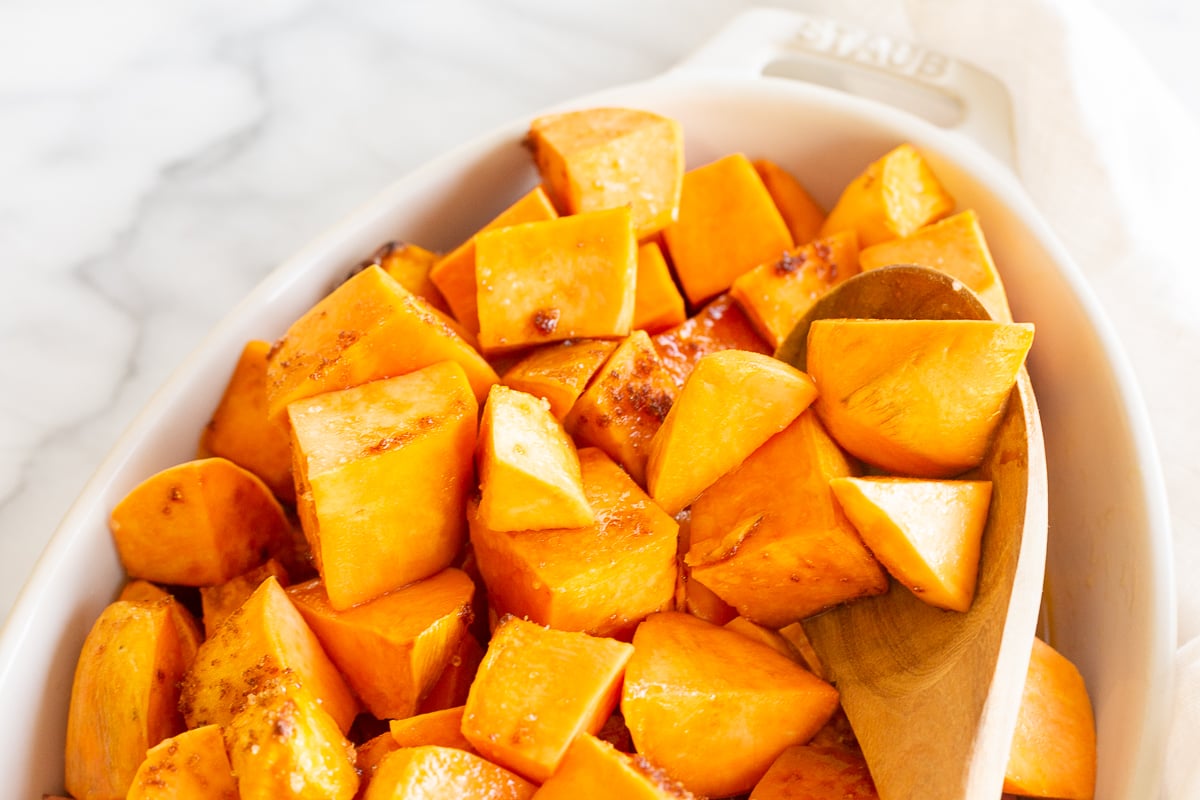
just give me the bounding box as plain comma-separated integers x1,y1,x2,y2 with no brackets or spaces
669,8,1016,170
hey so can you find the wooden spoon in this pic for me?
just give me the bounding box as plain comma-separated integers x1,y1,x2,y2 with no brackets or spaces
775,265,1048,800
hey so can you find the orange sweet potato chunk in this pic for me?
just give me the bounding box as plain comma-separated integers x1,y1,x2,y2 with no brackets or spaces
429,186,559,335
363,240,452,315
110,456,290,587
532,733,696,800
287,569,474,720
462,616,634,782
199,557,291,637
357,732,403,798
753,158,827,245
1004,637,1097,800
646,349,817,515
501,339,618,420
265,265,497,418
475,206,637,353
683,571,737,625
651,293,771,388
725,616,804,663
126,725,238,800
469,448,678,638
477,384,593,532
621,612,839,798
662,153,793,306
564,331,677,486
65,600,188,800
729,231,861,349
364,746,536,800
288,361,478,610
633,241,686,333
807,319,1034,477
418,633,485,714
200,339,295,501
748,744,878,799
117,580,202,670
687,410,888,627
389,706,473,752
820,143,955,247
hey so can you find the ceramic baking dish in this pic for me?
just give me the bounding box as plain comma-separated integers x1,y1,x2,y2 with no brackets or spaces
0,9,1173,798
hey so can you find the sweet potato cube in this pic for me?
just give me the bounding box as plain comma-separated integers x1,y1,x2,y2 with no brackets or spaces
529,107,684,239
748,744,878,800
621,612,839,797
532,733,696,800
475,206,637,352
266,265,497,418
429,187,559,334
725,616,803,663
418,633,485,714
126,725,238,800
1004,637,1097,800
65,600,188,800
778,622,828,680
753,158,827,245
807,319,1034,477
224,684,359,800
662,153,793,305
477,384,593,531
365,746,536,800
200,339,295,501
469,448,678,637
730,231,861,349
501,339,618,420
830,477,993,612
358,733,403,797
687,411,888,627
180,576,358,732
859,209,1012,322
819,143,955,247
651,293,771,388
646,349,818,515
118,580,202,670
389,707,473,751
287,569,474,720
200,557,291,637
682,571,737,625
365,241,451,315
462,616,634,782
564,331,677,486
288,361,478,609
633,241,686,333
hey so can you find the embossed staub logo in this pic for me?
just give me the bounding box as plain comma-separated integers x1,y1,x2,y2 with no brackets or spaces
787,16,949,82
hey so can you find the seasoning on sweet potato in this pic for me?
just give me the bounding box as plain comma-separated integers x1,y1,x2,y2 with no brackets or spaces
621,611,839,798
429,186,559,335
126,725,238,800
807,318,1034,477
363,240,451,316
469,448,678,638
501,339,618,420
528,106,684,239
633,241,686,333
686,410,888,627
418,632,485,714
563,331,677,486
287,568,474,720
651,292,771,388
477,384,594,532
462,616,634,782
819,143,955,247
753,158,827,245
475,206,637,353
199,557,291,637
180,576,358,733
117,580,202,670
65,600,188,800
725,616,803,663
646,349,818,516
265,265,497,420
748,744,878,800
830,477,993,612
365,746,537,800
389,706,473,751
729,231,861,349
532,733,696,800
200,339,295,501
110,456,290,587
288,361,478,610
1004,637,1097,800
662,153,793,306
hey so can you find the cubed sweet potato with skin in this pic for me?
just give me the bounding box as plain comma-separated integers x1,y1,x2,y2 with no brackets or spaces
662,153,793,306
418,633,485,714
462,616,634,783
288,361,478,610
469,448,678,638
501,339,618,421
532,733,696,800
200,557,291,638
389,707,473,752
126,725,238,800
117,580,202,670
651,293,771,388
633,241,686,333
200,339,295,501
563,331,677,486
365,746,537,800
753,158,827,245
360,241,452,316
287,569,474,720
109,456,291,586
686,410,888,627
748,744,879,800
621,612,839,798
65,600,188,800
475,206,637,353
529,107,684,239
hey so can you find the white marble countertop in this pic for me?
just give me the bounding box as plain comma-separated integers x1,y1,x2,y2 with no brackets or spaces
2,0,1197,642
